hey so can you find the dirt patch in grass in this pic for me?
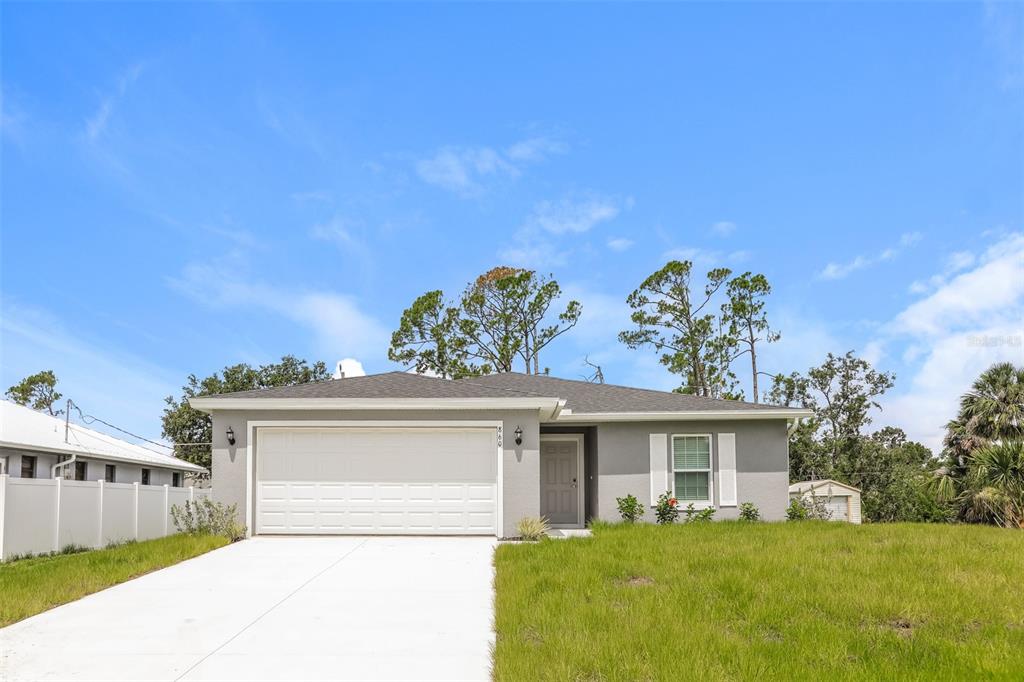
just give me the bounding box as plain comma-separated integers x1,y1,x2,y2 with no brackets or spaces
888,618,916,638
619,575,655,587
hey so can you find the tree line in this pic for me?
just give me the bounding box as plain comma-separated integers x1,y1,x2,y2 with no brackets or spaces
7,259,1021,527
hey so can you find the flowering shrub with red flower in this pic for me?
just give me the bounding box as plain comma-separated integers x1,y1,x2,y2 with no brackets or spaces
655,491,681,525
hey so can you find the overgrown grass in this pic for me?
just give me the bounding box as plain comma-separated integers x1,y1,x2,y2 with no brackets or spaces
494,522,1024,680
0,534,229,627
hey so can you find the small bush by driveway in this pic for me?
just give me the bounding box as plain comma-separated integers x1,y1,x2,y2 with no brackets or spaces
0,534,229,627
493,522,1024,680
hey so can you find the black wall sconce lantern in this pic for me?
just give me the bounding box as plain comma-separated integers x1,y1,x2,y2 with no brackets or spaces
226,427,236,446
514,425,523,445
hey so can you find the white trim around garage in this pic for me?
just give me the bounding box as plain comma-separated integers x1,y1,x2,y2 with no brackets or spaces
243,420,505,538
539,433,585,529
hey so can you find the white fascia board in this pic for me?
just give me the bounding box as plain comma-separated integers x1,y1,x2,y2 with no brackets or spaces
189,396,563,415
551,408,813,423
0,440,205,473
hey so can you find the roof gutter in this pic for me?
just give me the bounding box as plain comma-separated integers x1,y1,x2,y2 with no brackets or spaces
552,408,814,423
188,396,565,419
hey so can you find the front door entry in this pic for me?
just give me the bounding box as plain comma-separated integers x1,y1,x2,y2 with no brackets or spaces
540,438,581,526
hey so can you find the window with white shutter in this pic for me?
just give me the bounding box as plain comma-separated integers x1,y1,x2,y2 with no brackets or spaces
672,434,713,506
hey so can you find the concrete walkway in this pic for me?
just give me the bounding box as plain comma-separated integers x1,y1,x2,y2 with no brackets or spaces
0,537,497,681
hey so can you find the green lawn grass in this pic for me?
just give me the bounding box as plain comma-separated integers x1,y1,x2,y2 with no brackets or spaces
0,534,229,627
494,522,1024,680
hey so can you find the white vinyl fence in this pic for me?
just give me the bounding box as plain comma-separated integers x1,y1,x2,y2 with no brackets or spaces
0,474,213,561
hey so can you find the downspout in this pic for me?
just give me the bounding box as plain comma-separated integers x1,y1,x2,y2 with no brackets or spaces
787,417,802,437
51,454,77,479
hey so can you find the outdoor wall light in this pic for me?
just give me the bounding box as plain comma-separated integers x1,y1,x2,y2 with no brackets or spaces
514,425,523,445
226,427,236,446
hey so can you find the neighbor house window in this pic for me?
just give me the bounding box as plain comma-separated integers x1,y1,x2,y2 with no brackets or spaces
74,461,87,481
672,435,713,504
21,455,36,479
172,472,182,488
141,468,151,485
105,464,116,483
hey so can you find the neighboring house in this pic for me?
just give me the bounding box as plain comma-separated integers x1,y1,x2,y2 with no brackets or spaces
189,372,811,538
789,479,862,524
0,400,204,485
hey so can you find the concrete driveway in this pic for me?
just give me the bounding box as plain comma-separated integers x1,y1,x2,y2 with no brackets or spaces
0,537,497,681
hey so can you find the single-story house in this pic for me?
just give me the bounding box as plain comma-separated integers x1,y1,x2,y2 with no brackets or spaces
0,400,205,485
189,371,811,538
789,479,862,524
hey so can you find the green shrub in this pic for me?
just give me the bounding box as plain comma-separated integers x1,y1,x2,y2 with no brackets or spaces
739,502,761,521
654,492,680,525
786,498,808,521
689,506,716,522
616,494,645,523
171,498,246,541
786,495,832,521
516,516,550,541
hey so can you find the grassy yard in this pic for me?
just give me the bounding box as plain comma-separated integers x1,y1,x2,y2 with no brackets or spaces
494,522,1024,680
0,534,229,627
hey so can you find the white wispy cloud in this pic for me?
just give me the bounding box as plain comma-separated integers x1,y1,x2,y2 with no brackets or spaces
908,249,978,294
168,256,388,360
531,196,621,235
84,63,144,142
874,232,1024,450
499,193,627,267
819,231,923,280
0,299,180,442
607,237,634,252
415,135,567,196
711,221,737,237
660,247,750,268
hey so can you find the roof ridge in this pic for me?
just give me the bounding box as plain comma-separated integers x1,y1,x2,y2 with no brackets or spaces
463,372,770,409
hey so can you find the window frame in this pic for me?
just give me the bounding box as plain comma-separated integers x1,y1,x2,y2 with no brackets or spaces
105,464,116,483
670,433,715,509
141,468,151,486
172,472,182,488
73,460,87,481
21,454,37,479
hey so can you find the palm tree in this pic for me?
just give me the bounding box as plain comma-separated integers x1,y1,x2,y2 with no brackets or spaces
959,441,1024,528
934,362,1024,525
957,362,1024,444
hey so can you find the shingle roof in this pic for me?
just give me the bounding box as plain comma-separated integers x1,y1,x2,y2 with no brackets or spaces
199,370,798,416
0,400,205,472
200,371,534,400
457,372,788,414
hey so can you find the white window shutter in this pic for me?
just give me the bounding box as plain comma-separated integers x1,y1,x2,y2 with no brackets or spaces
718,433,737,507
649,434,668,505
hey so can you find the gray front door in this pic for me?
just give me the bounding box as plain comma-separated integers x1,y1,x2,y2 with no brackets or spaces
540,439,580,525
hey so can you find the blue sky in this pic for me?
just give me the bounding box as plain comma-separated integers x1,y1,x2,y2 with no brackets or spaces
2,2,1022,451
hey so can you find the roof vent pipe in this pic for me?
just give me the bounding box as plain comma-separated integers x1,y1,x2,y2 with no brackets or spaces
333,361,346,380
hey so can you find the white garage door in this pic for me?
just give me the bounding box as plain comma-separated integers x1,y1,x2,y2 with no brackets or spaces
825,497,849,522
255,427,497,535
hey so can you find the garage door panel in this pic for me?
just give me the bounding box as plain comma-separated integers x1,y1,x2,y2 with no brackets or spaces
258,428,496,483
255,427,497,535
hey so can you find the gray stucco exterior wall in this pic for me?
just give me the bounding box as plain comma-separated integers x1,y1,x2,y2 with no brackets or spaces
210,408,541,538
592,419,790,522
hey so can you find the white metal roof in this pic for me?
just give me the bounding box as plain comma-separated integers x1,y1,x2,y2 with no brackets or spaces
0,400,205,473
789,479,861,495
